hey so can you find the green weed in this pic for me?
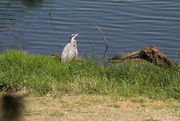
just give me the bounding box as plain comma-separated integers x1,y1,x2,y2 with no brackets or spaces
0,50,179,100
107,104,120,108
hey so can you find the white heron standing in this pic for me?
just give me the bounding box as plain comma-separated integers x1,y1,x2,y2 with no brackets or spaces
61,33,79,62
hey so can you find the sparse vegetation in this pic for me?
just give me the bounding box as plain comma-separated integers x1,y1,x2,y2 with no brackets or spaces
22,95,180,121
145,118,159,121
0,50,179,100
107,104,120,108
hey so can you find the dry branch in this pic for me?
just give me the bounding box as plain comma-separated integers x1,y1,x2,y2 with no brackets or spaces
94,24,108,58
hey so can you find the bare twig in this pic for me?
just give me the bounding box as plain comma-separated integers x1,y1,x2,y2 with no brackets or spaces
94,24,108,58
49,0,54,18
49,0,57,32
94,24,108,49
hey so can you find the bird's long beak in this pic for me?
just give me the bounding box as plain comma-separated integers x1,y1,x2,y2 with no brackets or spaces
75,33,79,37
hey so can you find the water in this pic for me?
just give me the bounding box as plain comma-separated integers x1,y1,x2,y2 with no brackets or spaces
0,0,179,62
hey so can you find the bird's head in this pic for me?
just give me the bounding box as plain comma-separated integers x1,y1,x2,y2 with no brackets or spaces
70,33,79,40
70,33,79,46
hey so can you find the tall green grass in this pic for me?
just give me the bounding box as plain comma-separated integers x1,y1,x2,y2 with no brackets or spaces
0,50,179,100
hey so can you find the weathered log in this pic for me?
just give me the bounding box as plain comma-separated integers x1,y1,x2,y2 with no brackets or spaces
139,45,172,66
108,51,140,62
108,45,173,66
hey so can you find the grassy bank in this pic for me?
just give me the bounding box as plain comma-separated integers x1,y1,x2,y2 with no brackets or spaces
0,50,179,100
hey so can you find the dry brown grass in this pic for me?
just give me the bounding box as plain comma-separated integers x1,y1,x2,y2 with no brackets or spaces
20,94,180,121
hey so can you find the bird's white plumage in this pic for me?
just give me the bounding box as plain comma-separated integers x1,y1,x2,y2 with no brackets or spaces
61,33,79,62
61,43,78,62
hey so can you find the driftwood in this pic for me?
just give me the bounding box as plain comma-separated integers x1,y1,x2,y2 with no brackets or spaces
108,45,173,66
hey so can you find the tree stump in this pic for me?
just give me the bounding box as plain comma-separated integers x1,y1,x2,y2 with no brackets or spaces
108,45,173,66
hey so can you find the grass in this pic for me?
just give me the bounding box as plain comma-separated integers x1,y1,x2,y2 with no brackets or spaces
145,118,159,121
0,50,179,100
23,95,180,121
107,104,120,108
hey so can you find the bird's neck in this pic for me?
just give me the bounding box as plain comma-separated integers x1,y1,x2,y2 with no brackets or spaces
70,39,76,46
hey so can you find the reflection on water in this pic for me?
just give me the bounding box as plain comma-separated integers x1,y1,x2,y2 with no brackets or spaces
21,0,44,8
0,0,179,62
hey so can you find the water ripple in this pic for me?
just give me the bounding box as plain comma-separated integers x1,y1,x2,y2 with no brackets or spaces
0,0,179,62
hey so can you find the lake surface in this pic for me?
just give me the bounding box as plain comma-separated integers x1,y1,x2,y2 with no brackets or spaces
0,0,180,62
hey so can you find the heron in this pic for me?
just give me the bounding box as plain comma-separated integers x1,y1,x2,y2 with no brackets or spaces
61,33,79,62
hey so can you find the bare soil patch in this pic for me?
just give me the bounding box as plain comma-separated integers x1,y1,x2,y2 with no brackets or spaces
20,94,180,121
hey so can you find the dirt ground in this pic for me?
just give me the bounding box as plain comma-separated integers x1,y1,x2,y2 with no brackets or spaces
0,94,179,121
19,94,179,121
